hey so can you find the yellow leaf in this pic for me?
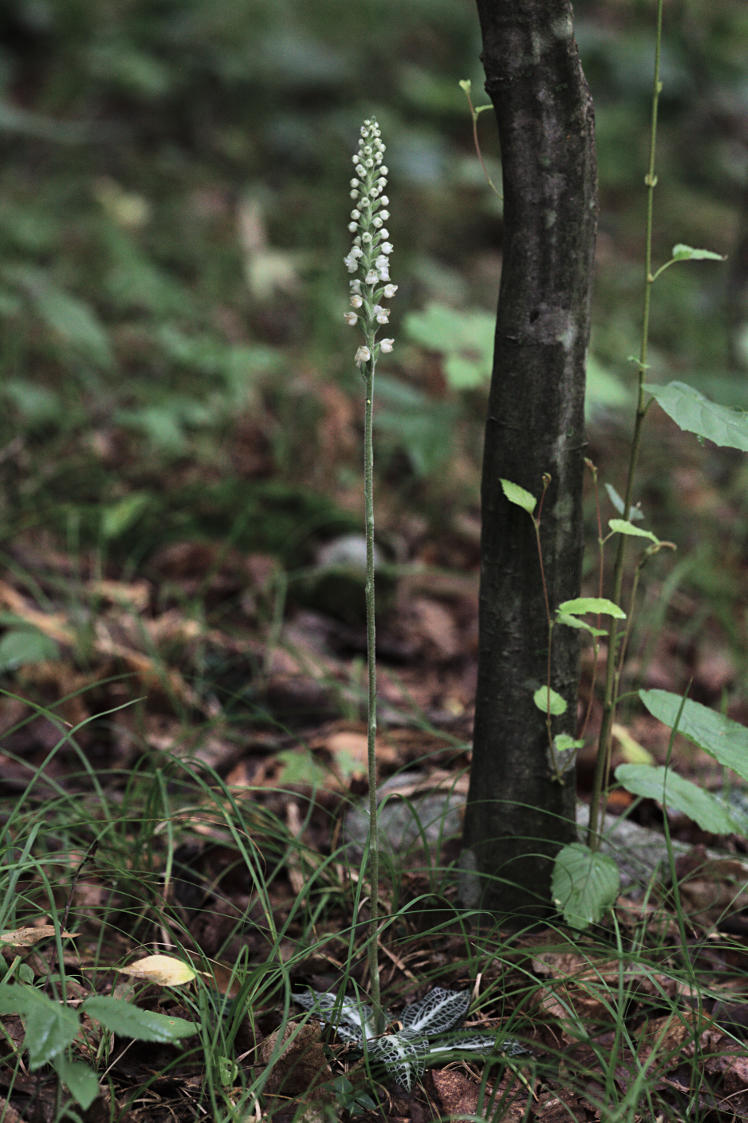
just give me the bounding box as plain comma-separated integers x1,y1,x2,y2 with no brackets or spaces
612,723,654,764
119,955,197,986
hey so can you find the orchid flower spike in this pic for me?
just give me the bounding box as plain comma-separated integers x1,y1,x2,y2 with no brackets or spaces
344,117,397,367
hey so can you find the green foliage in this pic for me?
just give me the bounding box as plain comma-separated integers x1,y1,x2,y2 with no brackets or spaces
552,842,620,930
404,303,494,389
615,765,739,836
532,686,567,717
638,689,748,783
0,625,59,670
644,381,748,451
499,478,536,515
0,982,196,1108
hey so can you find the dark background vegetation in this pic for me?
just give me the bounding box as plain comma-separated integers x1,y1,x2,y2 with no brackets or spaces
0,0,746,751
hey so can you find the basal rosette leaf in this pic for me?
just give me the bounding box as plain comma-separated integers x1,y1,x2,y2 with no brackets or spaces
292,989,379,1042
400,988,469,1036
369,1031,429,1091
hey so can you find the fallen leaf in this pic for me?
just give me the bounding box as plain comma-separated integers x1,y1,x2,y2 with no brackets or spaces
0,925,78,947
119,955,198,986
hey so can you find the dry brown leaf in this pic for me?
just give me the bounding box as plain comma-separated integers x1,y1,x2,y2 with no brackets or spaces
0,924,78,947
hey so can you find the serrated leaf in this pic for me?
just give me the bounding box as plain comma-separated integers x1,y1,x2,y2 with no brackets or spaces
53,1056,99,1110
118,955,197,986
533,686,567,716
82,996,197,1043
499,478,536,515
615,764,738,835
608,518,661,543
557,597,626,618
643,381,748,451
639,690,748,782
671,243,725,263
400,988,469,1036
0,984,80,1069
552,842,620,930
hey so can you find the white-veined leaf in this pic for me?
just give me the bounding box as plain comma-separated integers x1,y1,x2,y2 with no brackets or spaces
400,988,469,1036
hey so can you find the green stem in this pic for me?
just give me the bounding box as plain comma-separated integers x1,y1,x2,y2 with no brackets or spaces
363,355,383,1032
587,0,664,850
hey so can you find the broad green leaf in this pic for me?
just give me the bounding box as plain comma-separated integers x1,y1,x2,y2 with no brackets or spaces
0,628,59,671
552,843,620,930
616,764,738,835
0,984,80,1069
118,955,197,986
500,478,536,515
608,519,660,544
533,686,567,716
639,690,748,782
400,989,469,1036
671,244,725,263
555,613,608,637
643,381,748,451
53,1056,99,1110
82,996,197,1043
557,597,626,618
553,734,584,754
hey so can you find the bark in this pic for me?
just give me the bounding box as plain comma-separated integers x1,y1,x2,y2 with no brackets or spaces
461,0,597,919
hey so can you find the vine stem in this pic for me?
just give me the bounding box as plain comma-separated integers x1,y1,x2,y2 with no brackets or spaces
363,355,383,1032
587,0,663,849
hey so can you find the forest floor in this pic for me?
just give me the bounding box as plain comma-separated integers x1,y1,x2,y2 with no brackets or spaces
1,403,747,1123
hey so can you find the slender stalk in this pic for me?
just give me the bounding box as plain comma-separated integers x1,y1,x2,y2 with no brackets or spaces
363,355,382,1031
587,0,664,849
344,116,395,1034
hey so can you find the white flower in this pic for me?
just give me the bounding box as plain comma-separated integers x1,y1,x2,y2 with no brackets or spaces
344,115,395,365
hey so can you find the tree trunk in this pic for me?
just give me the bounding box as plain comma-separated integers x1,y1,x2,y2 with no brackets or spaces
461,0,597,919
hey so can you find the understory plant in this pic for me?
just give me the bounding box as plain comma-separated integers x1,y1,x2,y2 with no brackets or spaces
288,115,505,1092
292,986,524,1093
496,0,748,929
